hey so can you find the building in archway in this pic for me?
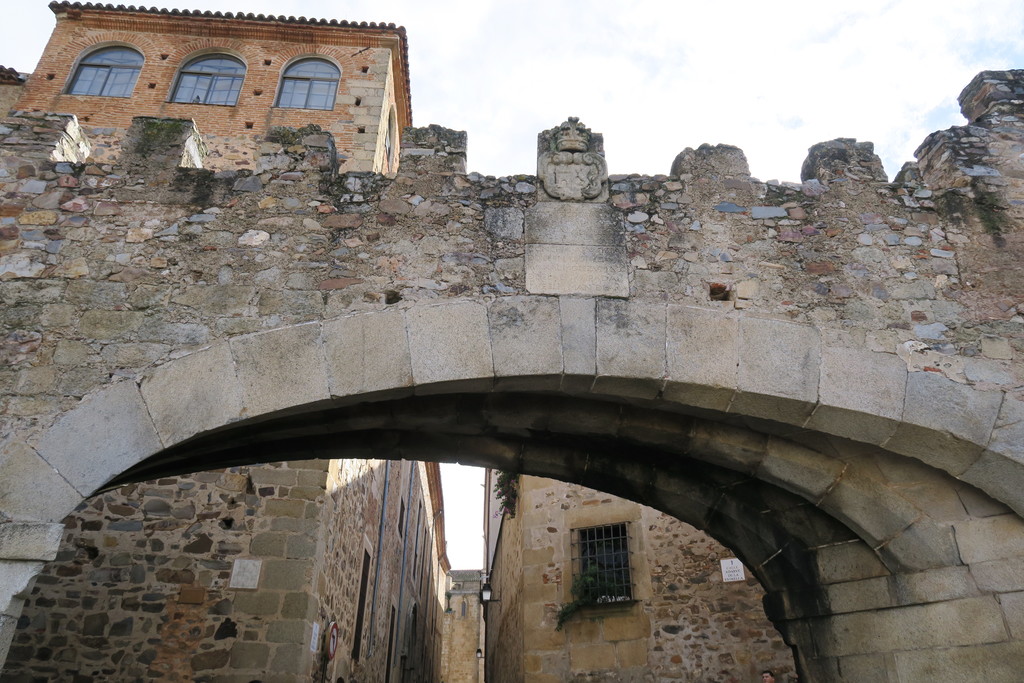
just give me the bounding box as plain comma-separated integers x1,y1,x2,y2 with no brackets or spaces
2,459,450,682
441,569,485,683
483,473,795,682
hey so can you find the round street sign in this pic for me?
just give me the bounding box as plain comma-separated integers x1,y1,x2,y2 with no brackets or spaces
327,621,340,660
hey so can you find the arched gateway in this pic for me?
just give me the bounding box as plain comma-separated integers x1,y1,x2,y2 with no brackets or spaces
2,71,1024,681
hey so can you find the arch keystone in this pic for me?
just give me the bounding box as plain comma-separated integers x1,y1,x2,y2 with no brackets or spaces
488,296,562,391
664,305,738,412
594,299,666,399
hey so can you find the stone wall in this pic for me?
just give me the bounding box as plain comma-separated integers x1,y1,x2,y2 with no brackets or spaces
486,475,793,683
3,69,1024,681
2,100,1020,433
1,458,446,682
441,569,484,683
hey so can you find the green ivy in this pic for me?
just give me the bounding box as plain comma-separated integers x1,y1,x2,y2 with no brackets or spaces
555,565,624,631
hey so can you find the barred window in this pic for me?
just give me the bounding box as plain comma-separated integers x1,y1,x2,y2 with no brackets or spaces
68,47,143,97
570,522,633,602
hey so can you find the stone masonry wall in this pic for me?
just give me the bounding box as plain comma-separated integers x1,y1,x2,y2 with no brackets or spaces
2,102,1021,449
441,569,483,683
484,483,525,683
489,476,792,683
2,460,333,681
2,457,447,682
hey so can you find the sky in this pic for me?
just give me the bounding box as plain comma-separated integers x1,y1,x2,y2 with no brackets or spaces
2,0,1022,566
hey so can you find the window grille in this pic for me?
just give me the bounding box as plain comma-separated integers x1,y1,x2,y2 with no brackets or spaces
570,522,633,602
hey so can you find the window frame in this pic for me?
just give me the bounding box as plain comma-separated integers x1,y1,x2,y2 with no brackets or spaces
170,54,246,107
275,57,340,111
569,521,634,603
66,45,144,98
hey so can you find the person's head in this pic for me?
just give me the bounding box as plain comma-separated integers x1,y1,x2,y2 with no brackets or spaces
760,672,775,683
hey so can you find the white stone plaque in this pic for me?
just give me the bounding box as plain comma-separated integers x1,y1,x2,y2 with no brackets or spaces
720,558,745,582
310,621,320,652
229,558,262,589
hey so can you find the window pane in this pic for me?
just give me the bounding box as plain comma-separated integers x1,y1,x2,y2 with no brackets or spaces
206,76,242,105
277,79,310,108
285,60,339,79
186,57,245,75
68,66,107,95
172,73,209,103
102,67,136,97
84,48,143,67
305,80,334,110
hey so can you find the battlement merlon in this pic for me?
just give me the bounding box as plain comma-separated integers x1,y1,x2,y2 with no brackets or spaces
959,69,1024,124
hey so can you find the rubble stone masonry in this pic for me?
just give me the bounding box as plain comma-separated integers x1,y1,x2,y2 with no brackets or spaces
2,67,1024,682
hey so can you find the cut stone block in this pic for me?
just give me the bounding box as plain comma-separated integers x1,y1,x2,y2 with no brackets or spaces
0,441,82,523
230,322,330,417
406,301,493,391
894,640,1024,682
489,296,562,390
808,347,905,445
733,317,820,424
0,522,64,561
324,310,413,397
141,343,243,447
559,297,596,391
525,244,629,297
664,306,738,412
814,596,1006,656
593,299,666,399
525,202,621,246
36,381,162,495
757,437,845,501
954,513,1024,564
885,372,1002,475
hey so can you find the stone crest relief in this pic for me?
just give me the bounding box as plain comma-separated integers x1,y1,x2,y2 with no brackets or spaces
537,117,608,202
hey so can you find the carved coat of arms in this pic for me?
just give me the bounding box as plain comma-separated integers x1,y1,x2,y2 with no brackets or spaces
538,117,608,202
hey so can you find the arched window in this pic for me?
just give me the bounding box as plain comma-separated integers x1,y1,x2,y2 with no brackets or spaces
276,59,339,110
172,55,245,106
68,46,143,97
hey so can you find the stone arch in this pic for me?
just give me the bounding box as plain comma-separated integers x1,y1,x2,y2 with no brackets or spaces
3,297,1024,681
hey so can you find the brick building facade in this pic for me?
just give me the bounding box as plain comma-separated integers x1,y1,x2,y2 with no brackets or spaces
14,2,410,174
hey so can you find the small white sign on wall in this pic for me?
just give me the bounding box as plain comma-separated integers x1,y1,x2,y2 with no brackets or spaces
229,558,263,589
310,621,321,652
720,558,745,582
